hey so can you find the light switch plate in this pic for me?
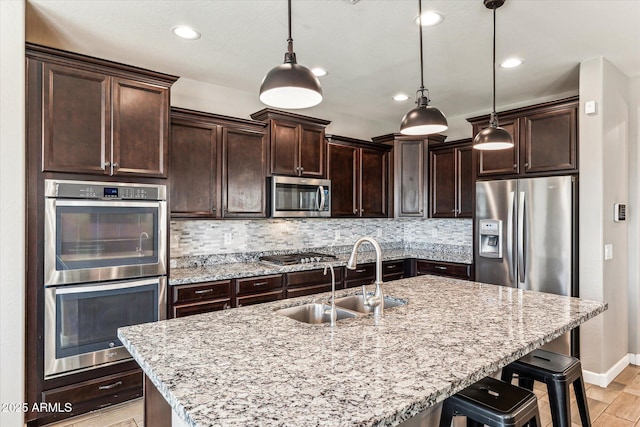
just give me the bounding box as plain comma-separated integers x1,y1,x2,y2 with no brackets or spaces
585,100,597,115
604,244,613,260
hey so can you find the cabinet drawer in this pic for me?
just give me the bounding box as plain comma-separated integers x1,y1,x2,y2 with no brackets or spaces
42,369,142,408
172,280,231,304
287,267,343,288
344,263,375,280
287,284,332,299
173,300,231,318
416,260,472,280
236,290,284,307
382,260,405,282
236,275,283,296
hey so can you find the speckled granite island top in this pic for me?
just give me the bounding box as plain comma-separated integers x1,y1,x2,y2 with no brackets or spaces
118,276,606,427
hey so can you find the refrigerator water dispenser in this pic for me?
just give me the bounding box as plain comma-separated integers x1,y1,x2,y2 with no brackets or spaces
479,219,502,258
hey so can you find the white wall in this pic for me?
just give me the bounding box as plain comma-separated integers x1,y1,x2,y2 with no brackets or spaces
579,57,631,384
629,75,640,358
0,1,26,426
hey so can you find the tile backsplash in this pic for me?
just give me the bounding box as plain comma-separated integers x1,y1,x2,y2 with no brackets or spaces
170,217,472,259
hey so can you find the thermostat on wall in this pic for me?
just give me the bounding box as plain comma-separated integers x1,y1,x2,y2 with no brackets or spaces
614,203,626,222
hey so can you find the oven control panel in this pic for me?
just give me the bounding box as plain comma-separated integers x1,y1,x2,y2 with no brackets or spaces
45,179,166,201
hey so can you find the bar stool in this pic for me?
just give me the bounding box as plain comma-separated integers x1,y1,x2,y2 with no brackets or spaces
439,376,541,427
501,349,591,427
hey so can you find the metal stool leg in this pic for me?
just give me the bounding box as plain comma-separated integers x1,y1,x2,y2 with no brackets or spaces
439,401,455,427
572,376,592,427
547,379,571,427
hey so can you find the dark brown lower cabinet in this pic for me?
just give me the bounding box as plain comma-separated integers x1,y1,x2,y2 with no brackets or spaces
38,369,142,426
382,260,405,282
286,268,344,299
235,274,285,307
344,262,376,288
171,280,232,318
144,374,171,427
416,259,473,280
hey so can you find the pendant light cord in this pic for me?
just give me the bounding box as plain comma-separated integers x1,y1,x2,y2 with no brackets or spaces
287,0,293,54
419,0,425,93
491,5,498,127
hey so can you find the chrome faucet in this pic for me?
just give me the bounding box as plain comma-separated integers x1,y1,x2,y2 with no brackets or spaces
323,264,337,327
347,236,384,316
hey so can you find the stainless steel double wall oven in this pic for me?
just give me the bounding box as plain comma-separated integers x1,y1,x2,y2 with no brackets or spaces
43,179,167,378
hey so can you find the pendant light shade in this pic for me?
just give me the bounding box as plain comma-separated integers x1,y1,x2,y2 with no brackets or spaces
473,0,514,150
259,0,323,109
400,0,448,136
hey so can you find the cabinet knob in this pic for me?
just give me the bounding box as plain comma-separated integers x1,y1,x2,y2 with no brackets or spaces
102,161,110,168
524,162,529,167
353,209,357,214
513,164,517,169
112,162,119,168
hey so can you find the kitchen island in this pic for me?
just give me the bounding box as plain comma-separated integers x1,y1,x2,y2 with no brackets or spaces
118,275,606,427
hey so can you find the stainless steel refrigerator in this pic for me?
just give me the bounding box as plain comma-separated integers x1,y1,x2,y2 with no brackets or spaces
475,175,578,356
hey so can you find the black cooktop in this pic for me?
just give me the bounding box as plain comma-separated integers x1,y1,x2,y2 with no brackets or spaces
259,252,337,266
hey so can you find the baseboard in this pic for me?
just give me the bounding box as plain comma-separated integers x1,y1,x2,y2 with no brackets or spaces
583,353,630,387
630,353,640,365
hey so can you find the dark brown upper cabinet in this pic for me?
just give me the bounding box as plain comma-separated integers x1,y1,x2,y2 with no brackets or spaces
372,133,445,218
250,109,330,178
326,135,391,218
170,108,268,219
428,138,473,218
28,44,177,178
468,96,578,179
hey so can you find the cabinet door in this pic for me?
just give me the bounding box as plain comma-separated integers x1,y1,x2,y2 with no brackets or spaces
361,148,389,218
395,139,425,217
42,63,110,174
270,120,299,176
170,123,218,217
476,118,519,177
523,106,577,174
299,124,325,177
222,127,267,218
112,78,169,177
328,143,359,217
430,147,456,218
456,145,474,218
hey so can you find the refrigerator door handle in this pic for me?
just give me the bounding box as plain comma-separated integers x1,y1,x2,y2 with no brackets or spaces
507,190,515,284
517,191,526,286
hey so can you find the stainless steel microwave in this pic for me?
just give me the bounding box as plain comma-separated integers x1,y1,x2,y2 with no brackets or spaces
271,176,331,217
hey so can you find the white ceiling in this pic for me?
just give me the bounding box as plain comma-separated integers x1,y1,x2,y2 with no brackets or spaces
26,0,640,138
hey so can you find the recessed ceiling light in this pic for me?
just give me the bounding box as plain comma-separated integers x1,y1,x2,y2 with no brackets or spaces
311,67,328,77
171,25,201,40
393,93,410,102
414,11,444,27
500,58,523,68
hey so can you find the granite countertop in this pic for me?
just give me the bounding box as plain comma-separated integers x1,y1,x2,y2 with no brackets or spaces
169,248,472,285
118,276,606,427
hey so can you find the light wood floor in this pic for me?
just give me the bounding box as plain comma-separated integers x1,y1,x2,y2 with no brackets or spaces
46,364,640,427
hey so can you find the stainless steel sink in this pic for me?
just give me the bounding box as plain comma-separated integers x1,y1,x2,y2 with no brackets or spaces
276,303,359,324
334,295,407,314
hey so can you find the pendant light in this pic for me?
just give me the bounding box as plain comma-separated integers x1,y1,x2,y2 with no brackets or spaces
473,0,514,150
400,0,448,136
259,0,323,109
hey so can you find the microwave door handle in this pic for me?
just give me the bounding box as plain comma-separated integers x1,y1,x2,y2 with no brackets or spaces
317,186,325,211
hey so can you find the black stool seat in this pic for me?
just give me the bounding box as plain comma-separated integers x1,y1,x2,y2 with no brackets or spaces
501,349,591,427
439,376,541,427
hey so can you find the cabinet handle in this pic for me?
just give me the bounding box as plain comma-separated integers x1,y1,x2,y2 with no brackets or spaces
102,161,110,169
252,282,268,287
112,162,119,168
194,289,213,295
353,209,357,214
386,265,397,269
434,266,447,270
98,380,123,390
355,269,366,273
